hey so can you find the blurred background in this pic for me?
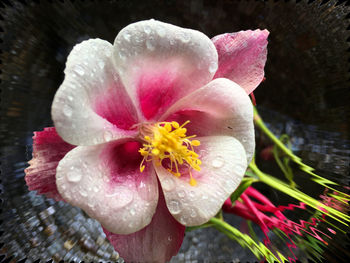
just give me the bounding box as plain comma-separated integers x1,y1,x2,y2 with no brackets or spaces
0,0,349,262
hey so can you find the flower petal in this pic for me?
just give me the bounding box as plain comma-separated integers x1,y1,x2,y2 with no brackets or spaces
103,188,185,263
25,127,75,201
212,29,269,94
113,19,218,120
161,78,254,164
52,39,139,146
56,139,159,234
155,136,247,226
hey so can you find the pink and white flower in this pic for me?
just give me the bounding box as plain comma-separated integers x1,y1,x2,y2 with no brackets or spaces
25,20,268,262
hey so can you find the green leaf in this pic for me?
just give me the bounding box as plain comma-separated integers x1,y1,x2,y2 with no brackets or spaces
230,177,256,203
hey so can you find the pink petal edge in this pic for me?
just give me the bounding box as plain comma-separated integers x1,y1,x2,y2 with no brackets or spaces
104,187,185,263
25,127,74,201
212,29,269,94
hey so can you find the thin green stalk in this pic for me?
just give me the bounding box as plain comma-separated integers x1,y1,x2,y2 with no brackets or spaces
209,217,286,263
253,107,350,197
249,160,350,226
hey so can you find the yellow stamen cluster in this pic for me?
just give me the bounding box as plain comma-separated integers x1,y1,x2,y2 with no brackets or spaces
139,121,201,186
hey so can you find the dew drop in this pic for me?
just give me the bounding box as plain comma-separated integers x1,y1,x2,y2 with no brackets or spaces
144,25,151,35
209,61,218,73
189,191,196,201
168,236,173,242
146,39,155,51
130,208,136,216
63,104,73,117
107,187,133,209
168,200,181,214
103,130,113,142
98,60,105,69
179,215,188,224
66,170,82,183
93,186,99,193
67,95,73,101
211,156,225,168
119,52,126,61
105,49,112,57
190,208,197,218
74,65,85,76
88,201,95,208
177,32,190,43
79,189,88,197
156,26,166,37
123,31,131,42
162,177,175,191
178,190,186,198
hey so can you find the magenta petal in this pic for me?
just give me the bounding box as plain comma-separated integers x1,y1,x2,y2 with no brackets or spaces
103,188,185,263
113,20,218,120
24,127,75,201
212,29,269,94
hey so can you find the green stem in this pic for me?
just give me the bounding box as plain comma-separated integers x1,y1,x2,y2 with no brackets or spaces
253,107,349,197
249,160,350,225
209,217,285,263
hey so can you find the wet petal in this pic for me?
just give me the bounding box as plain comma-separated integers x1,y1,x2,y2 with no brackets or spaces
104,188,185,263
52,39,138,146
25,127,75,201
56,140,159,234
162,78,254,164
212,29,269,94
113,19,218,120
155,136,247,226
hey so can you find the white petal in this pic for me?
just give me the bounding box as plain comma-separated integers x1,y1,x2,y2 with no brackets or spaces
155,136,247,226
56,140,159,234
52,39,139,146
161,78,255,164
112,19,218,120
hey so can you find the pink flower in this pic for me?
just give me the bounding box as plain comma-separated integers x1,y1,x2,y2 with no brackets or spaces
25,20,268,262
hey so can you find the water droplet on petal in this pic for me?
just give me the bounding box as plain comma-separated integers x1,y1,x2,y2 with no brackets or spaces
178,190,186,198
98,60,105,69
189,191,196,201
146,39,155,51
79,189,88,197
105,49,112,57
211,156,225,168
130,208,136,216
107,187,133,209
190,208,197,218
103,130,113,142
74,65,85,76
63,104,73,117
168,236,173,242
144,25,151,35
177,32,190,43
162,177,175,191
123,31,131,42
93,186,99,193
88,201,95,208
156,26,165,37
66,170,82,183
209,61,218,73
168,200,181,214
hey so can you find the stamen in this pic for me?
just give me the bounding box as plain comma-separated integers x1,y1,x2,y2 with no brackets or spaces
138,121,201,186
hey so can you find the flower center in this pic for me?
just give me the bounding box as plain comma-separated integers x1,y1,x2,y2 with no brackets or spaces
138,120,201,186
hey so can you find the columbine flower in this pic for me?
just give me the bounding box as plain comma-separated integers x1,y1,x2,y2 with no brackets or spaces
25,20,268,262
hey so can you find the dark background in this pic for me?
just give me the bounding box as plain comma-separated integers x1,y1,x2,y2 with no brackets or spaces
0,0,349,262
